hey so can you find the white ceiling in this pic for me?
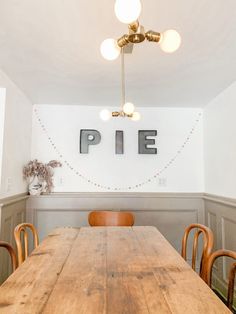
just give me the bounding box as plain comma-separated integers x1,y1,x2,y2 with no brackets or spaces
0,0,235,107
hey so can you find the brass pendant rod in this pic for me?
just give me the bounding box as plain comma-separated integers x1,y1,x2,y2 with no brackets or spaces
121,47,125,111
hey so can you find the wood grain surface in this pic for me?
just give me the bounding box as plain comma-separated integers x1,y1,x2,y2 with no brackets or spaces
0,226,230,314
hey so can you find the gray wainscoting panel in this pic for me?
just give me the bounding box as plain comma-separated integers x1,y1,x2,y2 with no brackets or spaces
27,192,204,257
204,194,236,307
0,193,28,283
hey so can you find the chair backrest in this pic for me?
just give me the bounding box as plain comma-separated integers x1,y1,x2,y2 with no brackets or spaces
14,223,39,265
88,211,135,227
0,241,17,273
181,223,214,280
206,249,236,312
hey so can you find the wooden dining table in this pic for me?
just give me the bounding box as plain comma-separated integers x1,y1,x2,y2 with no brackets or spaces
0,226,230,313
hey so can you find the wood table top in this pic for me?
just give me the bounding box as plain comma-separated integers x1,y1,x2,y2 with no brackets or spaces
0,226,230,313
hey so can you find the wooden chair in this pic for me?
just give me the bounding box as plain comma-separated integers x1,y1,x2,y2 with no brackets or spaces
206,249,236,312
88,211,135,227
0,241,17,273
14,223,39,265
181,223,214,280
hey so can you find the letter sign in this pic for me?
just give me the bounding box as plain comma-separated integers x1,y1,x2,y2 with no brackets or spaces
138,130,157,154
80,129,101,154
79,129,157,154
115,130,124,154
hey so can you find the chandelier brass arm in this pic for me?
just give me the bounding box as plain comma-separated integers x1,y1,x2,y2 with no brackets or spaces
128,20,139,32
112,111,132,118
117,21,162,49
117,34,130,48
111,111,121,117
145,30,161,43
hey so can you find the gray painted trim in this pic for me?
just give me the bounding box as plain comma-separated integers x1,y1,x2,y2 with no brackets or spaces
28,192,236,206
34,208,198,212
0,193,29,207
204,193,236,208
1,192,235,206
30,192,204,199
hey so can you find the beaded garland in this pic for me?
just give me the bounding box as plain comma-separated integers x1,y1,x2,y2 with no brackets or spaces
34,108,202,191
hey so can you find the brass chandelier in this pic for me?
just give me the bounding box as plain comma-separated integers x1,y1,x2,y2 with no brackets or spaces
100,0,181,121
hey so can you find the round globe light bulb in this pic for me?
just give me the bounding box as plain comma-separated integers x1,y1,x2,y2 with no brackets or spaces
160,29,181,53
123,102,135,115
114,0,142,24
131,111,141,121
100,38,121,61
100,109,111,121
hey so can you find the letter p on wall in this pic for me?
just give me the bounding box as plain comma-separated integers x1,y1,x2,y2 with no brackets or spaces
80,129,101,153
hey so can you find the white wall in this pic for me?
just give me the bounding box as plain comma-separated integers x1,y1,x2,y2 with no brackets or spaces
0,88,6,184
0,70,32,198
204,81,236,198
31,105,204,192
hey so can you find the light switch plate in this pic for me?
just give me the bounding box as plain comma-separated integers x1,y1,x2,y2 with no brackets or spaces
158,177,167,187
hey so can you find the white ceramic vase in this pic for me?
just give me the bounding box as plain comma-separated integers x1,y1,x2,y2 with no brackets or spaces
29,176,43,196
